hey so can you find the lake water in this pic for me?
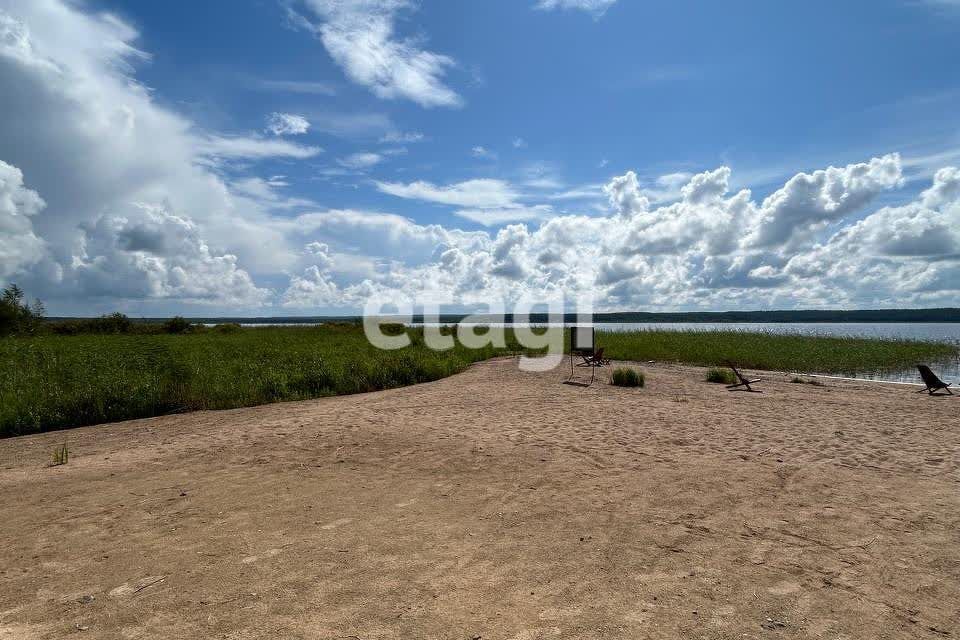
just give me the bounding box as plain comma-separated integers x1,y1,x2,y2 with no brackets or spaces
592,322,960,343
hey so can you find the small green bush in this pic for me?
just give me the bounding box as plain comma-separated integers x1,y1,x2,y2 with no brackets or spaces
706,368,736,384
212,323,242,334
378,322,407,336
611,367,644,387
162,316,191,334
0,284,45,336
51,442,69,466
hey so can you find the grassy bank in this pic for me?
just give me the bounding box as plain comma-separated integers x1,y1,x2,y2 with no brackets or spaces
597,329,957,376
0,324,529,438
1,325,956,437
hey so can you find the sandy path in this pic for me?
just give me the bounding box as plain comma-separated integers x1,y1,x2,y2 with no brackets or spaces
0,359,958,639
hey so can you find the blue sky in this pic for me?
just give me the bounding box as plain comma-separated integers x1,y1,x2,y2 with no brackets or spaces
0,0,959,315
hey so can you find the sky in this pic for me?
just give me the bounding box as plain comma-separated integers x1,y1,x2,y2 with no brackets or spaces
1,0,959,316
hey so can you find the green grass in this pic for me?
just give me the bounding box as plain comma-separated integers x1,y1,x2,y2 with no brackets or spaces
610,367,644,387
1,324,955,438
597,329,956,377
51,442,68,466
0,324,533,438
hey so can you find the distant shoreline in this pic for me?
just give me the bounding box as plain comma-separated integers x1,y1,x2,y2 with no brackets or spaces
44,308,960,324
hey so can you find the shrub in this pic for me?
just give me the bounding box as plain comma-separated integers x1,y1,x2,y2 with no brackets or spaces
378,322,407,336
213,323,242,334
51,442,69,466
162,316,191,334
0,284,44,336
50,313,140,335
790,376,825,386
91,312,133,334
706,368,736,384
611,367,644,387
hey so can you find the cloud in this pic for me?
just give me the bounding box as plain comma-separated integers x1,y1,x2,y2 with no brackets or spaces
289,208,488,264
0,0,295,308
642,171,693,203
376,177,555,226
73,203,270,304
296,0,462,108
307,110,395,138
265,112,310,136
282,263,342,307
513,138,528,149
252,78,336,95
337,152,383,169
520,162,564,190
604,171,649,216
747,153,903,249
196,135,321,160
533,0,617,16
455,205,552,227
379,130,424,144
284,154,958,311
0,159,45,278
230,176,315,210
471,145,497,160
376,178,519,208
781,169,960,304
2,1,958,314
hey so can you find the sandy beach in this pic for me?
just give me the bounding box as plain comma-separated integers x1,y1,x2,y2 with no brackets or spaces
1,359,957,639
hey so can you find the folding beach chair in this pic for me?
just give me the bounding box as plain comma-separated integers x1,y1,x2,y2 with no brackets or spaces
577,347,609,368
725,363,761,392
917,365,953,395
567,327,606,385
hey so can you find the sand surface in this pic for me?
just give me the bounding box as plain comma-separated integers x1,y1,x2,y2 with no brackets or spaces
1,359,958,639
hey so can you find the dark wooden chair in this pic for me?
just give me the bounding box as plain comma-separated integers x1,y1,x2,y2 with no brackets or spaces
726,363,761,392
567,337,608,385
917,365,953,395
576,347,609,368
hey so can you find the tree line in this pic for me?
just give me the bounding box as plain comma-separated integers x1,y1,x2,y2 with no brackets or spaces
0,284,195,336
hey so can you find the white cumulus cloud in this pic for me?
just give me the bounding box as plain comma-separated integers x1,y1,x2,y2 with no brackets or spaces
265,112,311,136
283,154,957,311
0,0,295,308
337,152,384,170
0,159,45,278
376,179,519,208
534,0,617,16
296,0,462,108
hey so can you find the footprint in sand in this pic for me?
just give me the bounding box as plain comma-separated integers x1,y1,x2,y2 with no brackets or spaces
241,548,282,564
108,575,165,597
538,607,582,620
507,628,561,640
767,580,801,595
320,517,353,530
0,622,48,639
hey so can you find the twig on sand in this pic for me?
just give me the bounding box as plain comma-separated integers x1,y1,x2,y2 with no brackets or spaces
855,535,879,549
133,576,166,594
